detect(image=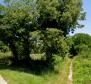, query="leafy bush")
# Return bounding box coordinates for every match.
[67,33,91,56]
[0,51,12,65]
[0,41,9,52]
[30,29,69,61]
[30,30,44,54]
[43,28,69,59]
